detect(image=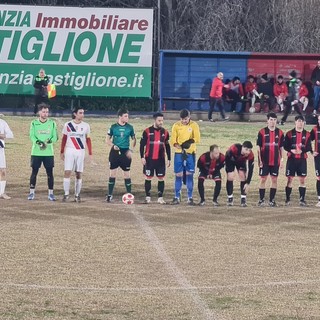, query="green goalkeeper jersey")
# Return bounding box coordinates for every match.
[30,118,58,156]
